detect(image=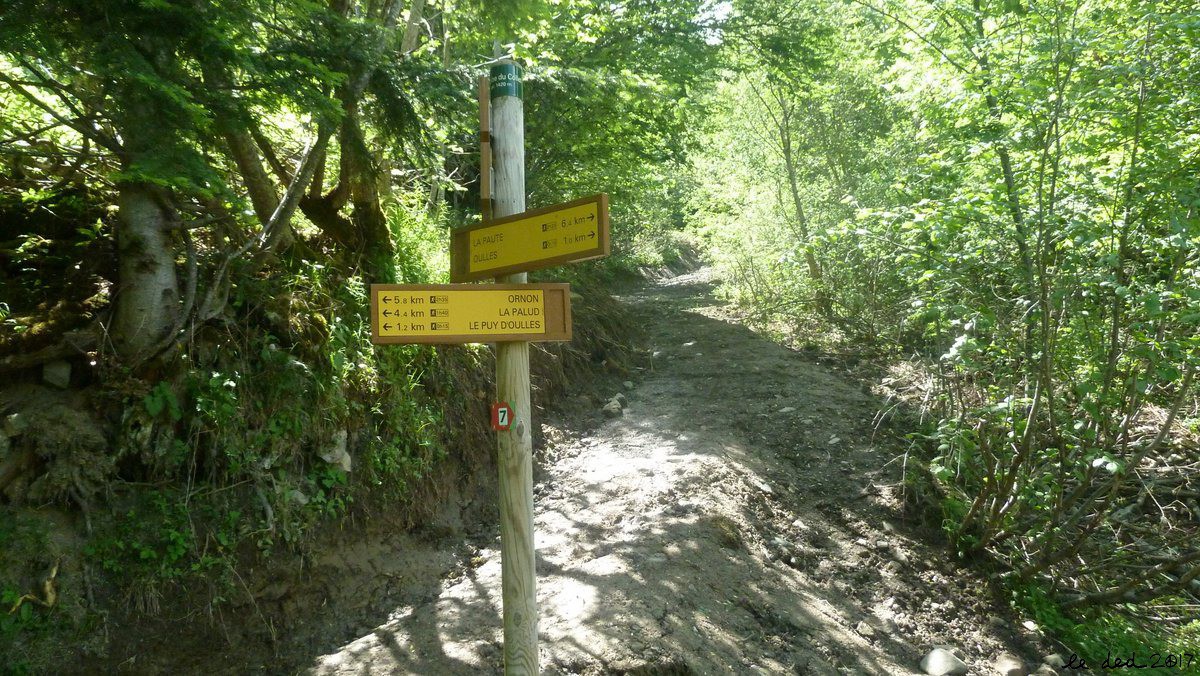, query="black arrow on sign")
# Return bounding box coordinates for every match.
[383,309,393,317]
[587,213,595,221]
[588,231,595,239]
[383,323,393,331]
[382,296,392,305]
